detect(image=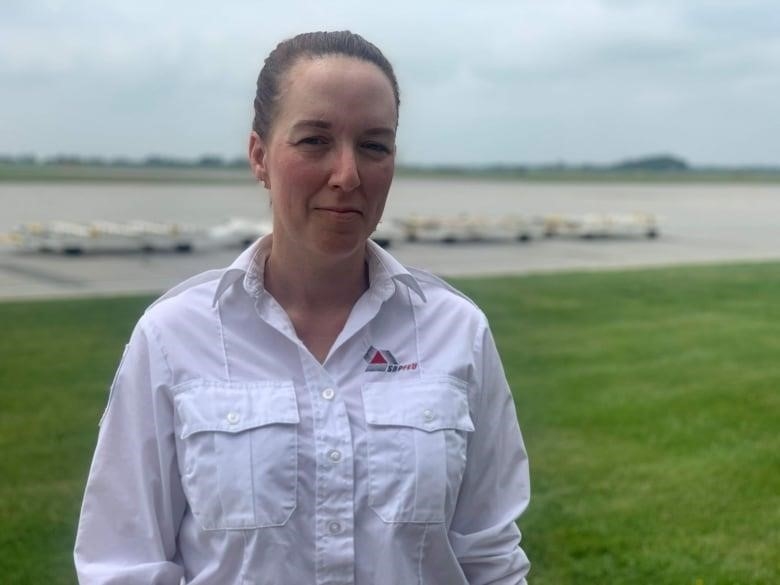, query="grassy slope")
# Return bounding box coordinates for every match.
[1,263,778,584]
[454,264,780,585]
[0,296,153,584]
